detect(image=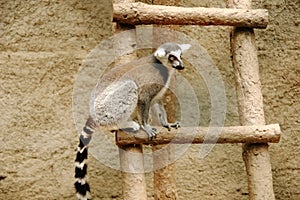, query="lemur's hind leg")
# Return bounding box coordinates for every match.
[151,102,180,131]
[74,117,96,200]
[138,100,157,138]
[119,120,140,132]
